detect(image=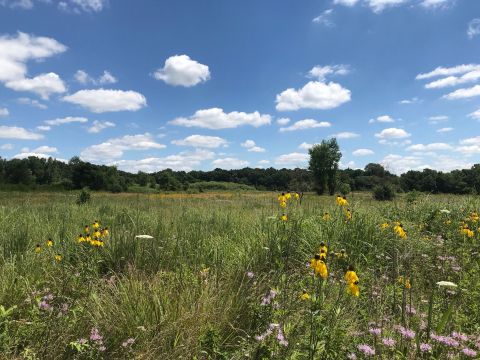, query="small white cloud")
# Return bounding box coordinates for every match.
[333,0,359,5]
[443,85,480,100]
[0,125,43,140]
[212,157,249,169]
[0,143,13,150]
[75,70,118,85]
[279,119,331,132]
[62,89,147,113]
[36,125,51,131]
[298,142,314,150]
[32,145,57,153]
[99,70,117,84]
[375,127,411,139]
[334,131,360,139]
[276,117,290,125]
[420,0,454,9]
[437,127,453,133]
[87,120,115,133]
[366,0,409,13]
[17,97,47,109]
[467,18,480,39]
[58,0,108,13]
[154,55,210,87]
[416,64,480,80]
[381,154,427,174]
[308,64,350,81]
[353,148,374,156]
[425,70,480,89]
[312,9,334,27]
[369,115,395,123]
[170,108,271,129]
[0,107,9,117]
[5,72,66,99]
[429,115,448,122]
[276,81,351,111]
[399,97,420,104]
[275,152,309,167]
[45,116,88,126]
[2,0,34,9]
[468,109,480,120]
[241,139,266,152]
[172,134,227,148]
[406,143,453,152]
